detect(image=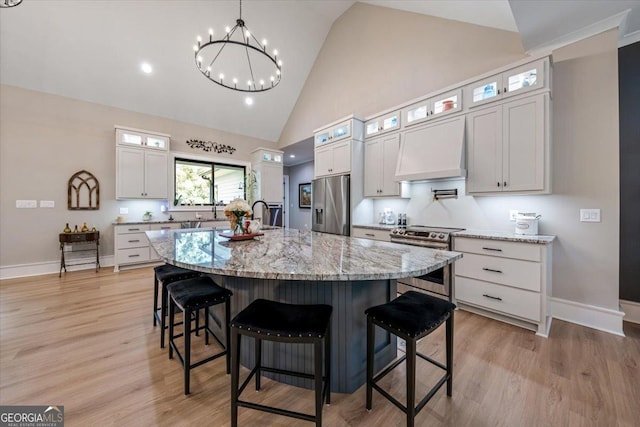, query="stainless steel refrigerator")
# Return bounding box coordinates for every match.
[311,174,350,236]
